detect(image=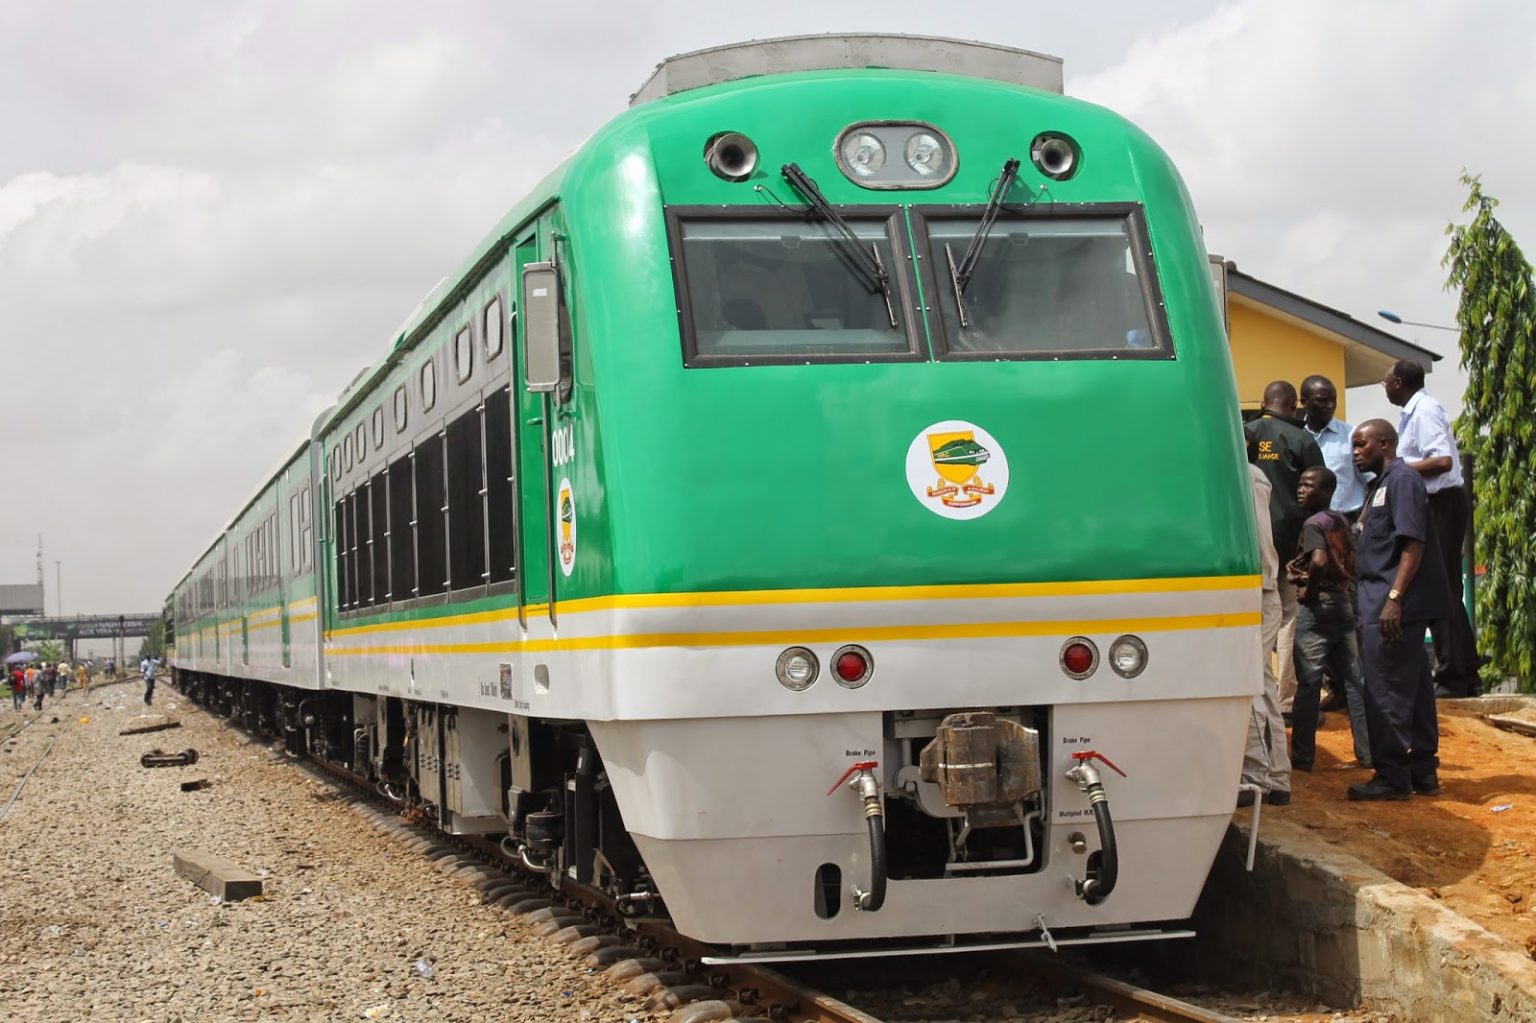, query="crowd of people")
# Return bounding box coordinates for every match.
[6,658,117,711]
[1241,359,1480,806]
